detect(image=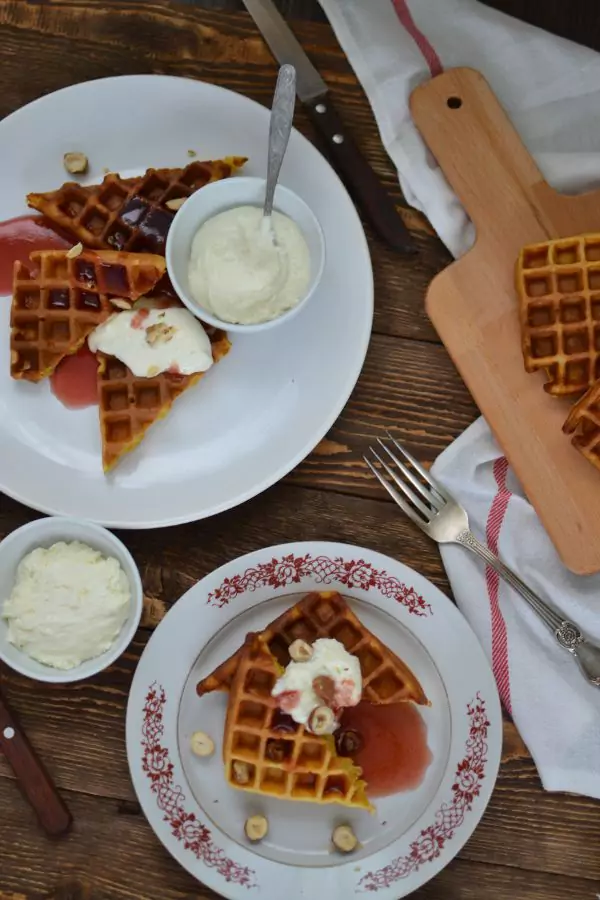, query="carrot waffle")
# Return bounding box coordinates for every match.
[563,379,600,472]
[97,326,231,472]
[27,156,246,255]
[197,590,428,706]
[517,234,600,396]
[11,249,166,381]
[224,633,372,810]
